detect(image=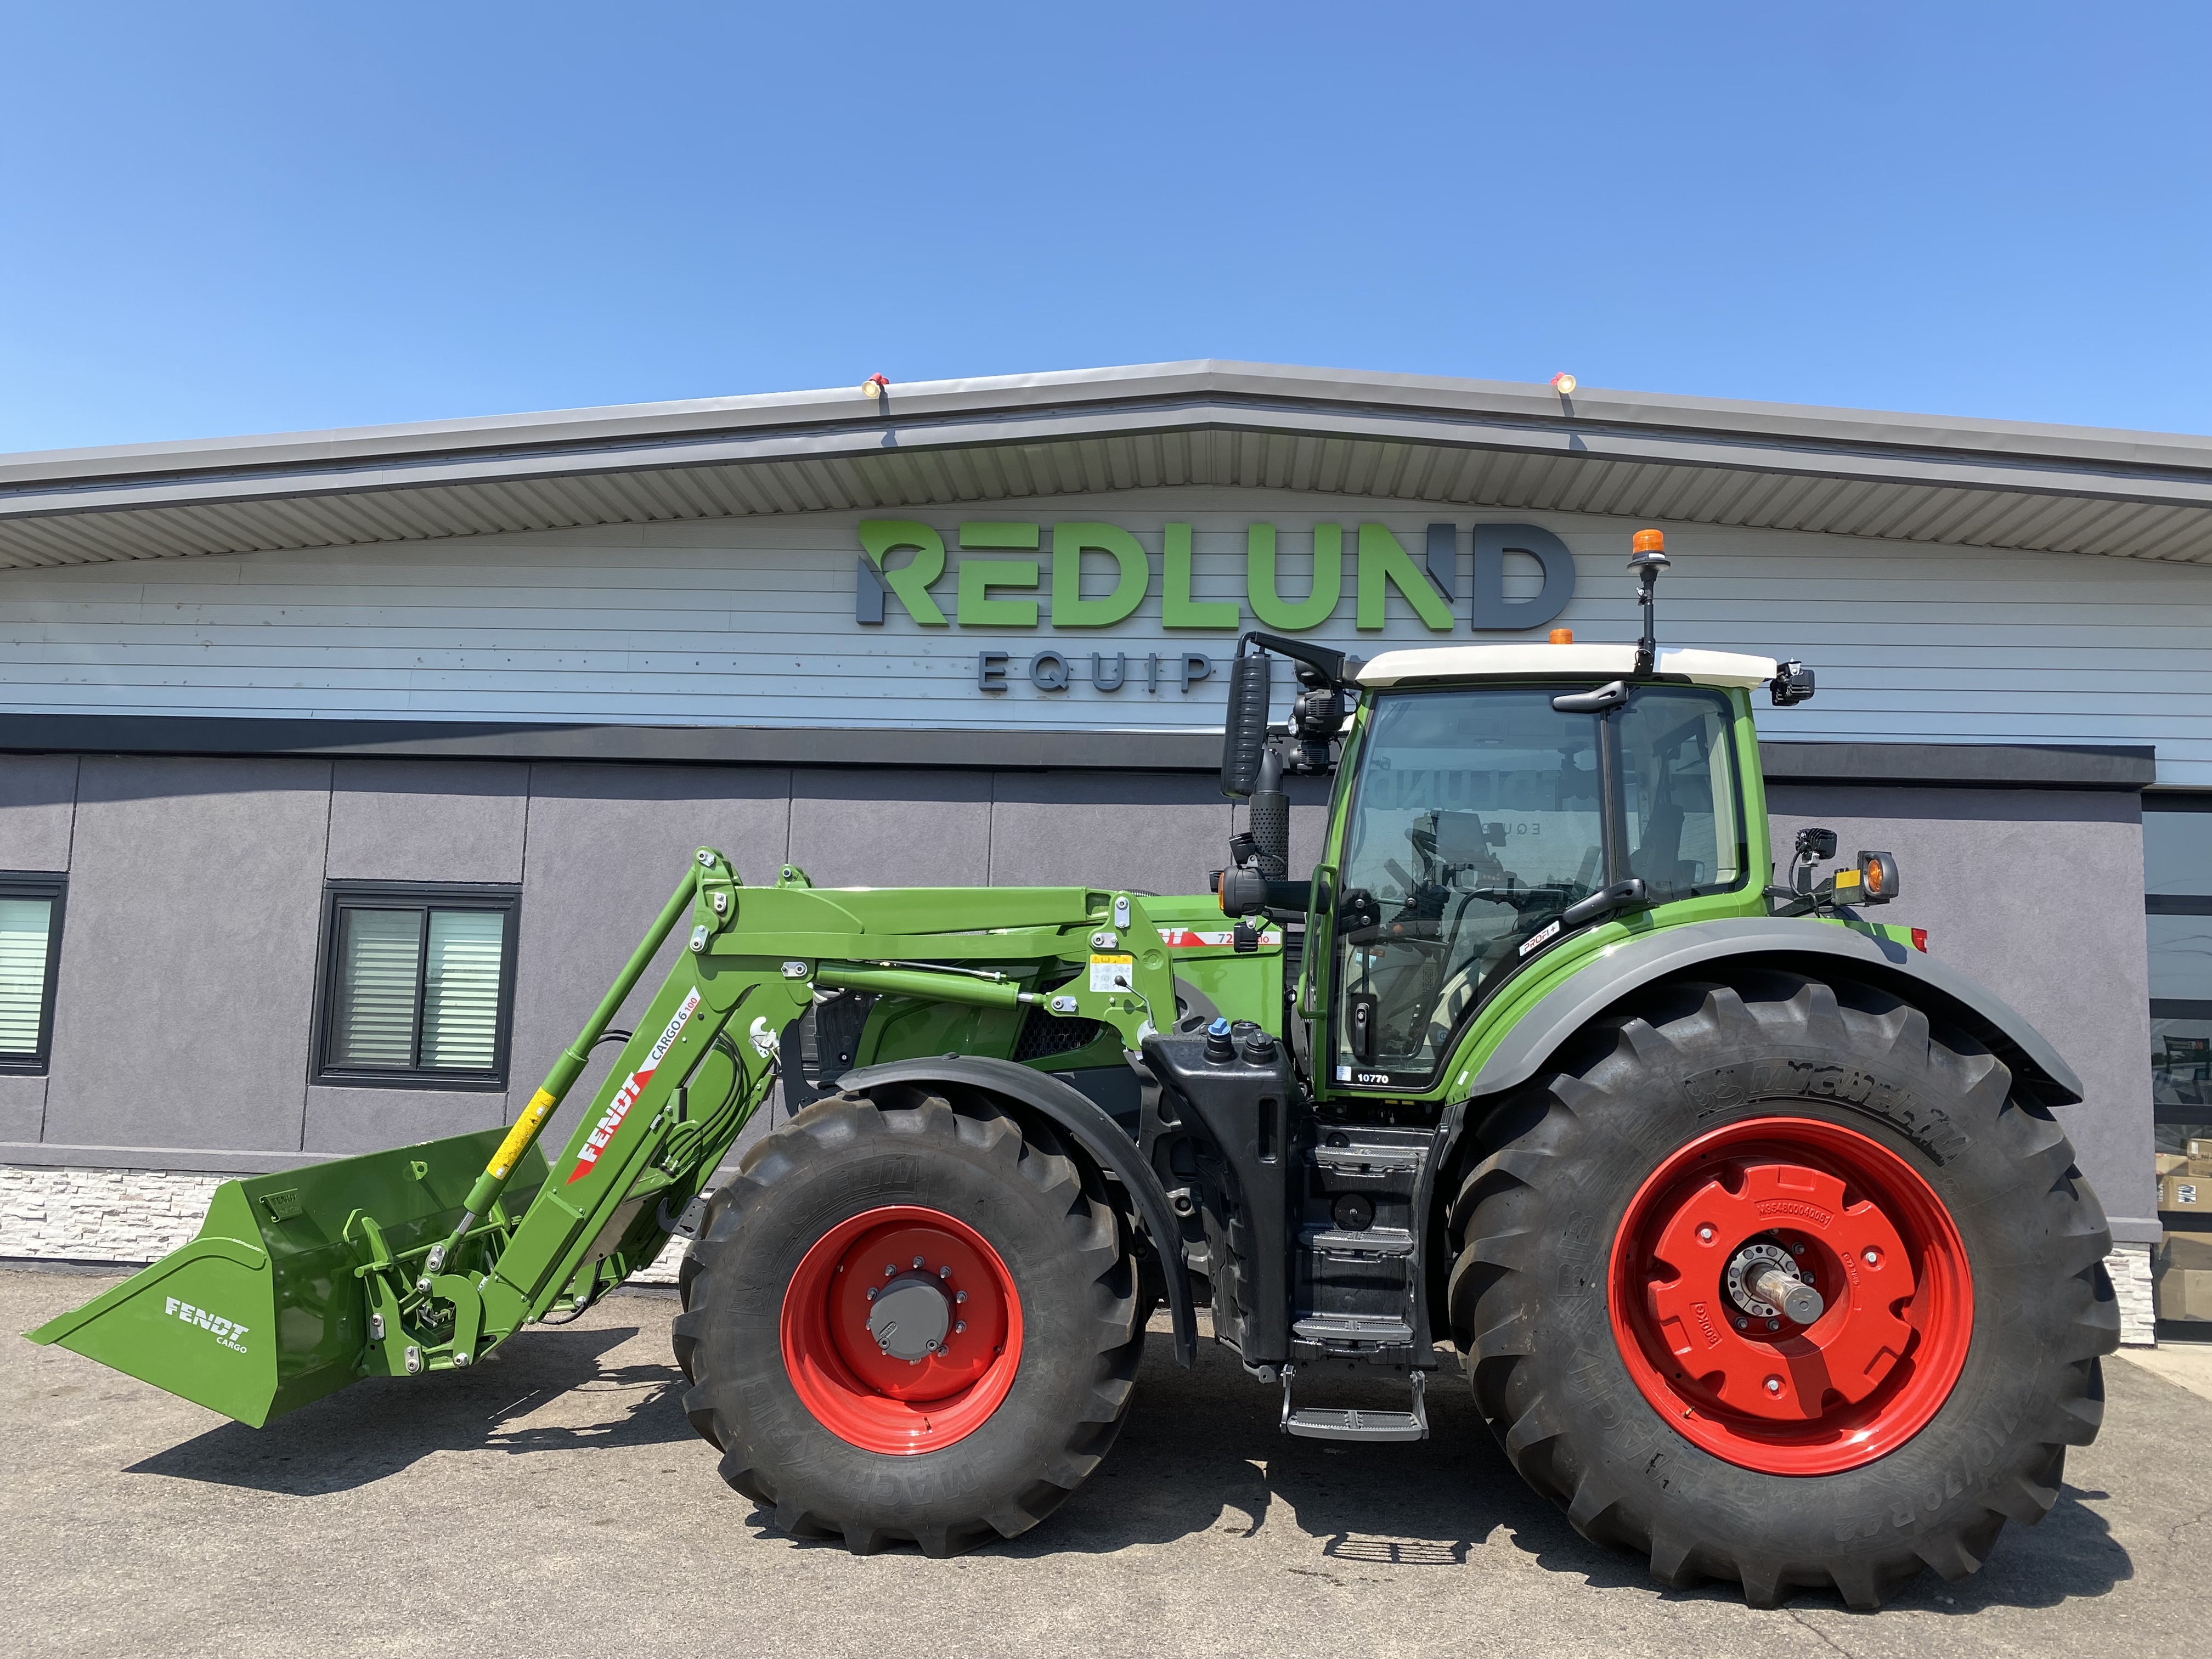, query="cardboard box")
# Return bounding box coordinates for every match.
[2191,1137,2212,1159]
[2160,1152,2193,1177]
[2163,1173,2212,1215]
[2161,1232,2212,1273]
[2156,1266,2212,1323]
